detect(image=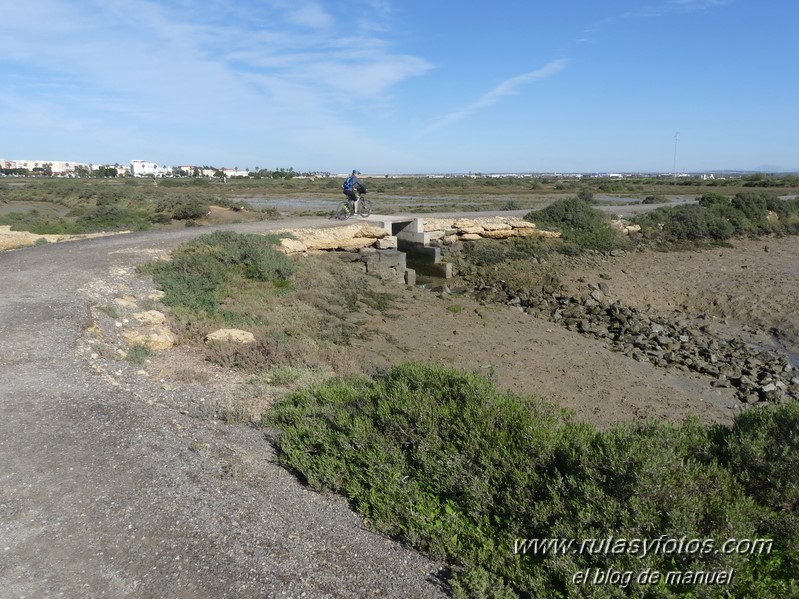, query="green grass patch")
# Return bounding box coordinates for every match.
[138,231,398,374]
[265,363,799,598]
[126,344,152,365]
[97,304,119,319]
[139,230,295,317]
